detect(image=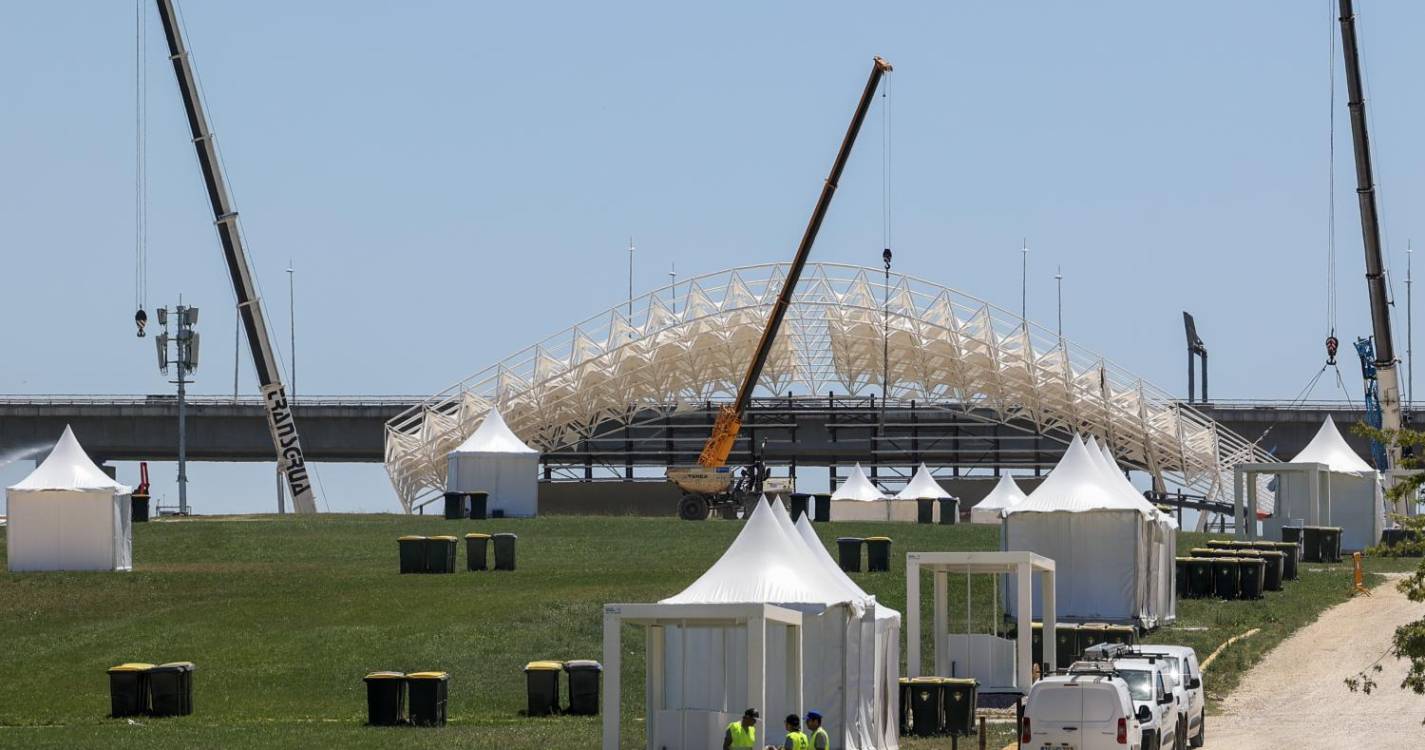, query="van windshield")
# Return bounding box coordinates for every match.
[1118,669,1153,702]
